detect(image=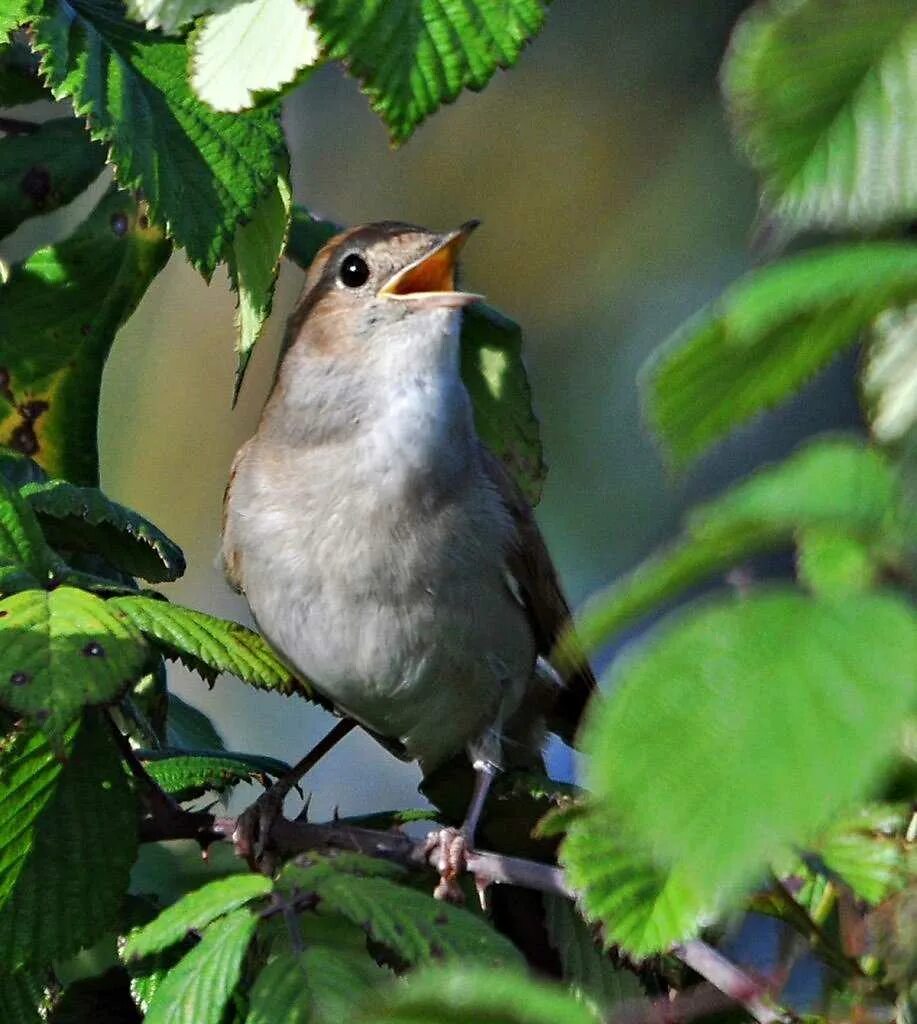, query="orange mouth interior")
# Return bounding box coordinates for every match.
[385,243,458,295]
